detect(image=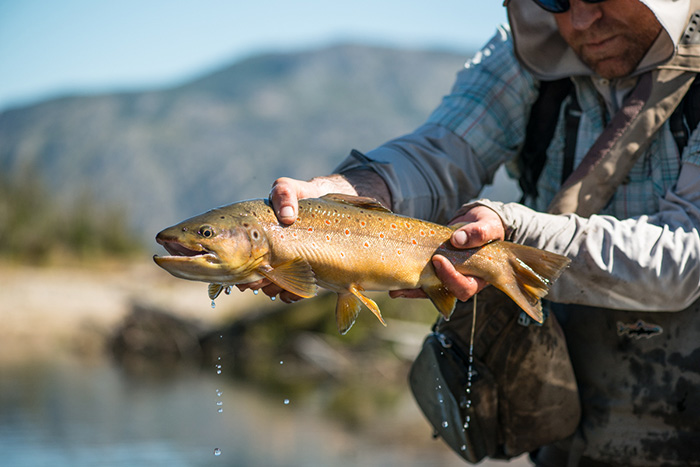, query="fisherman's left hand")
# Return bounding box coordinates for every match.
[389,205,506,301]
